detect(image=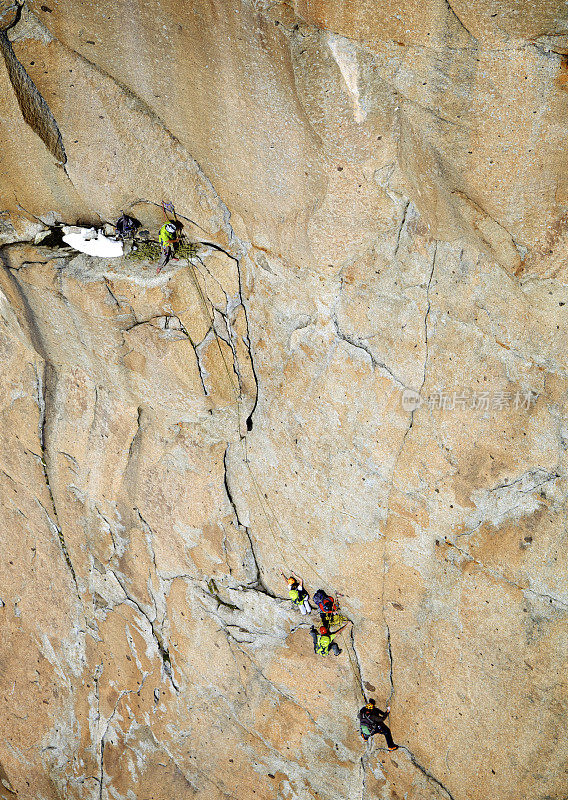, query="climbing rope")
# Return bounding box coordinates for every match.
[129,198,209,233]
[340,628,365,705]
[157,211,293,575]
[181,265,370,699]
[153,203,376,707]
